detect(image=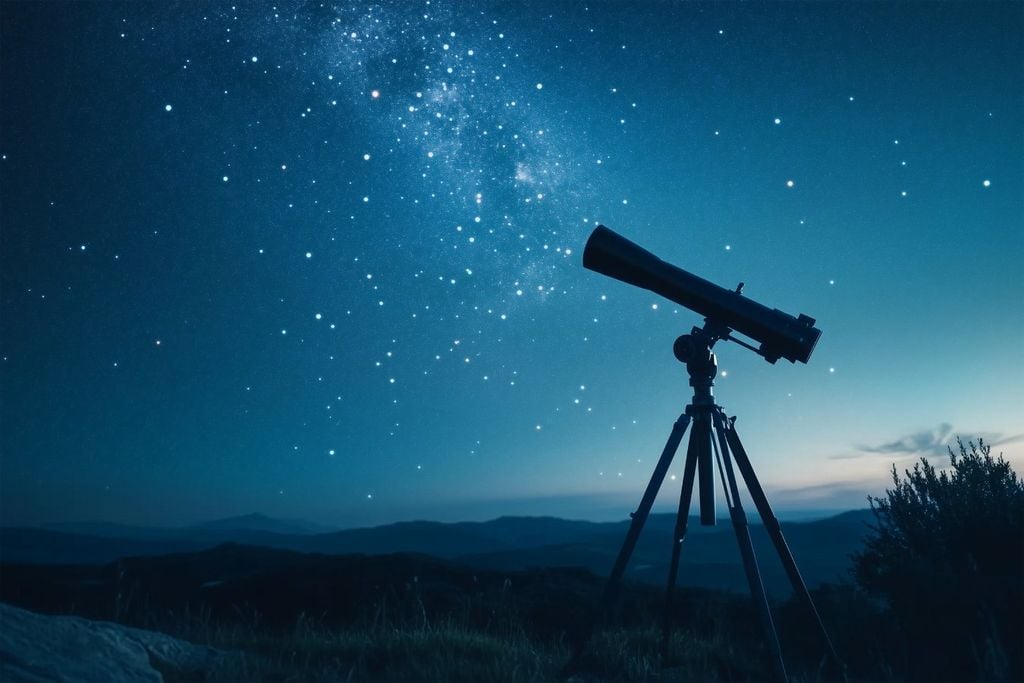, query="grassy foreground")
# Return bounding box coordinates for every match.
[147,584,884,682]
[171,619,779,682]
[0,548,940,681]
